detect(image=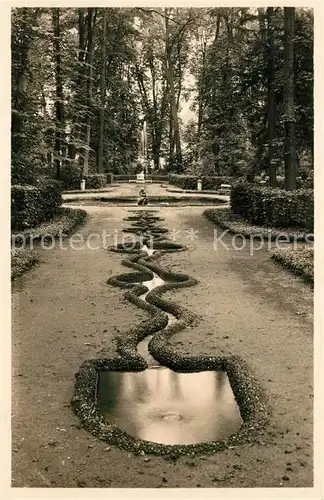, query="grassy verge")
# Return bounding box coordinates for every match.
[12,207,88,244]
[11,207,87,281]
[271,246,314,284]
[11,250,39,281]
[204,208,313,242]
